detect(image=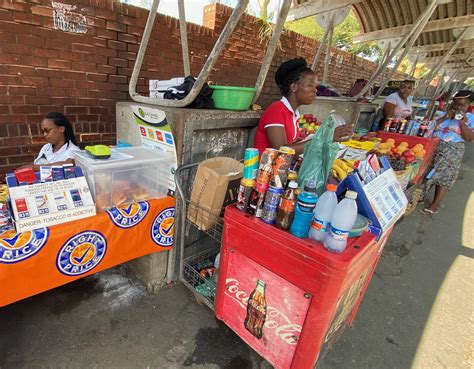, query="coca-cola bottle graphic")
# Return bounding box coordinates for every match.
[244,279,267,339]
